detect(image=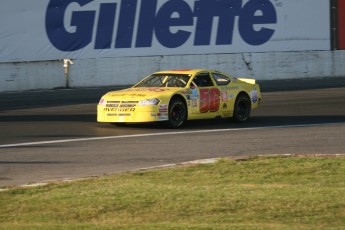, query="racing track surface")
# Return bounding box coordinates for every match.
[1,78,345,187]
